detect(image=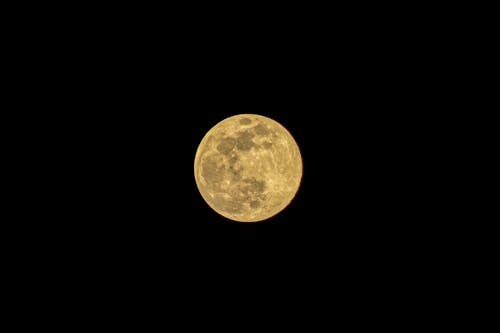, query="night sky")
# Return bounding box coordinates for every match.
[32,7,441,318]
